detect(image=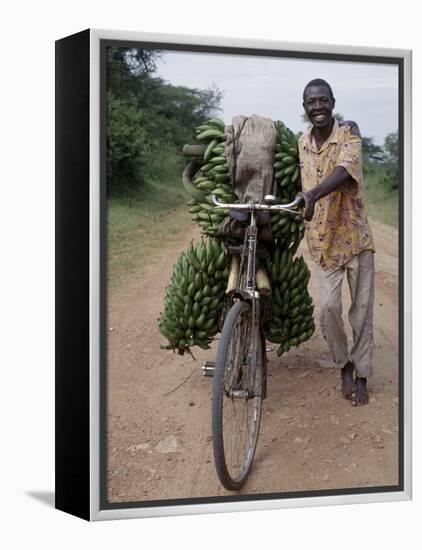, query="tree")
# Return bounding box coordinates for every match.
[107,47,160,98]
[140,79,223,148]
[382,131,399,190]
[106,47,223,196]
[384,131,399,164]
[106,93,149,195]
[361,136,384,164]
